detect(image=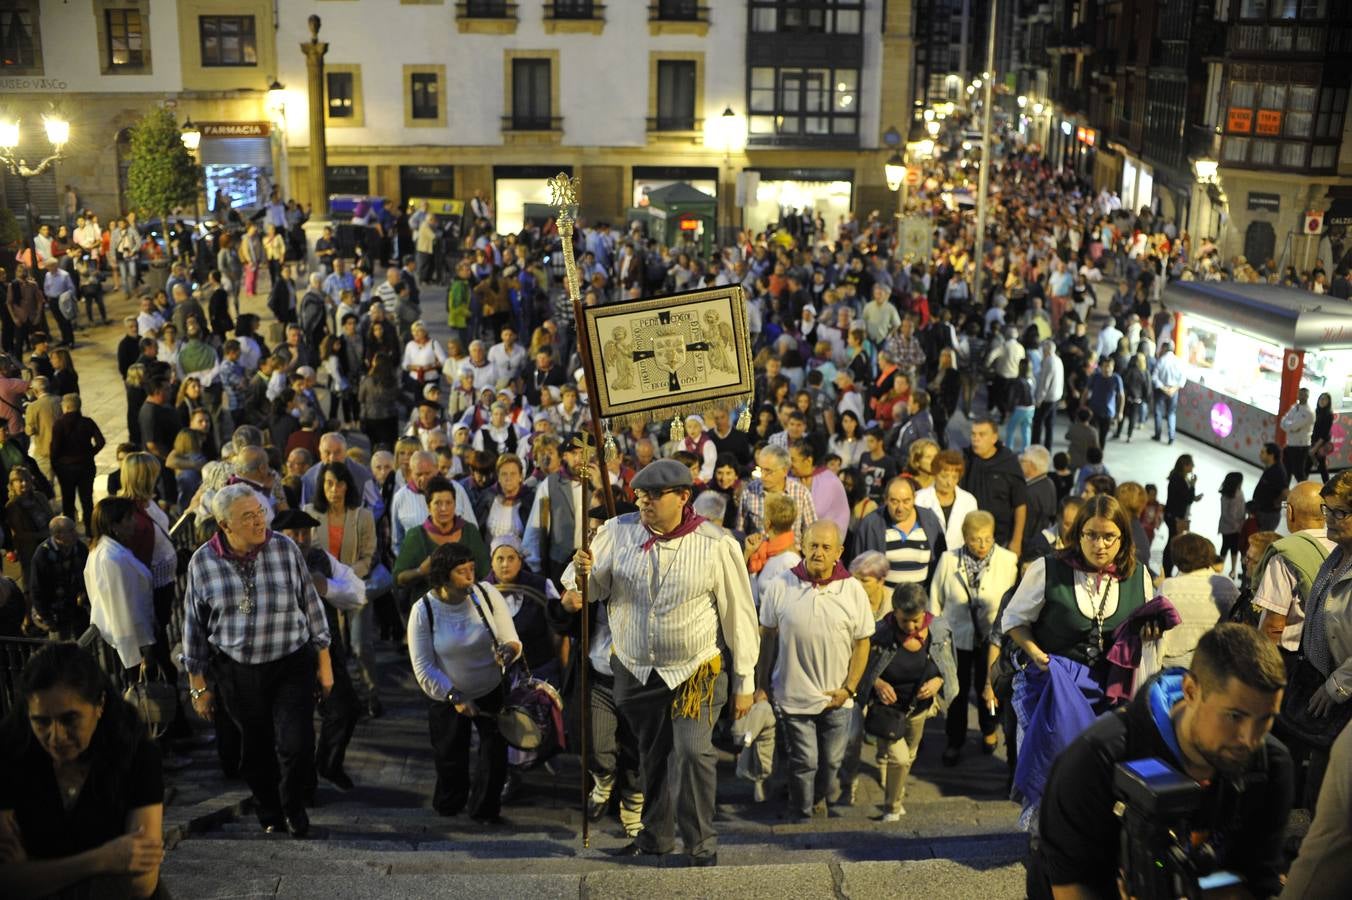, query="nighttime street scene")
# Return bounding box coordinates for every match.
[1,1,1351,897]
